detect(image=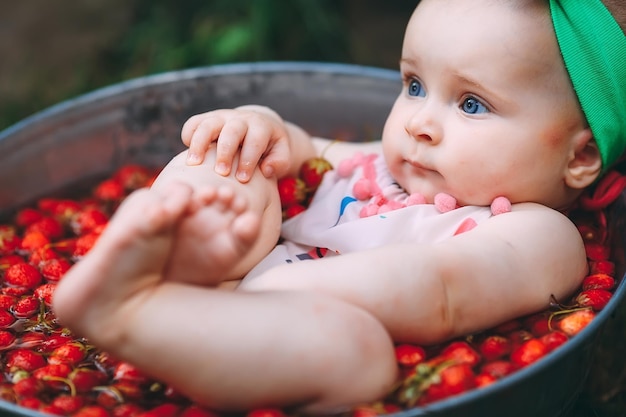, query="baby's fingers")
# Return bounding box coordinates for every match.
[184,116,225,165]
[260,138,291,179]
[214,119,249,177]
